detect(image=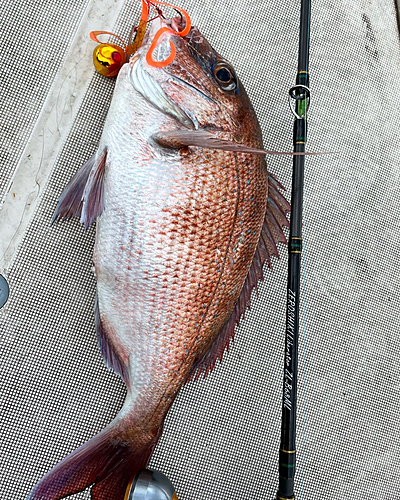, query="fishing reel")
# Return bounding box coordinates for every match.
[125,470,179,500]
